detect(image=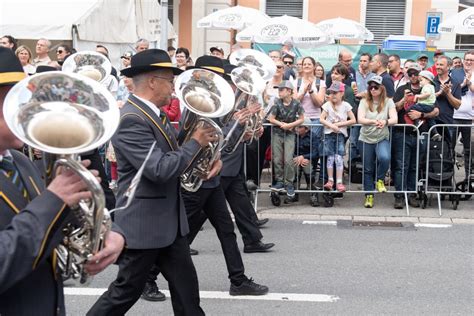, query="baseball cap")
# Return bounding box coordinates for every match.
[121,51,133,59]
[274,80,294,90]
[419,70,435,84]
[417,54,428,60]
[433,49,443,57]
[328,81,345,93]
[210,46,224,55]
[406,63,421,72]
[367,75,383,85]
